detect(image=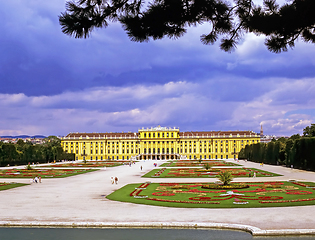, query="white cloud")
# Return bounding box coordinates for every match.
[0,77,314,136]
